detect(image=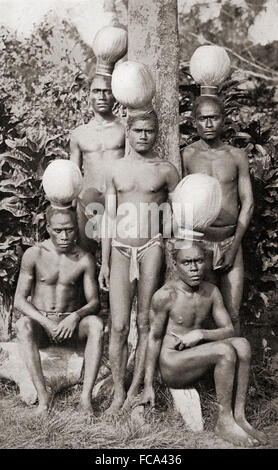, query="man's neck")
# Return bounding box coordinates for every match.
[129,148,156,162]
[176,278,200,294]
[91,111,115,125]
[198,137,225,150]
